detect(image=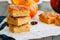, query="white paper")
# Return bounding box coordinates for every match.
[0,11,60,40]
